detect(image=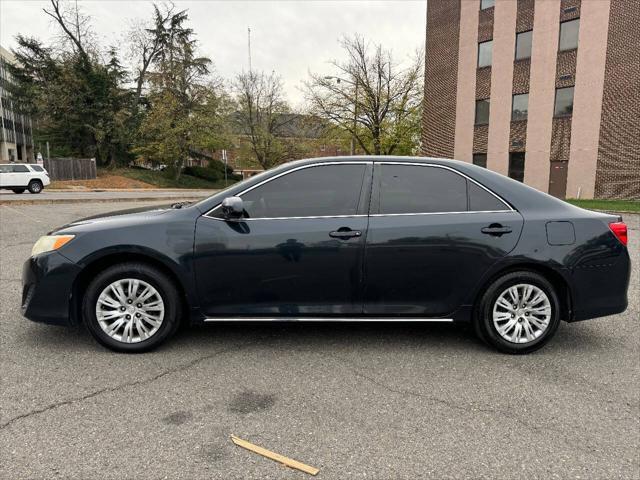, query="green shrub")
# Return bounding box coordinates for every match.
[183,165,222,182]
[183,163,242,182]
